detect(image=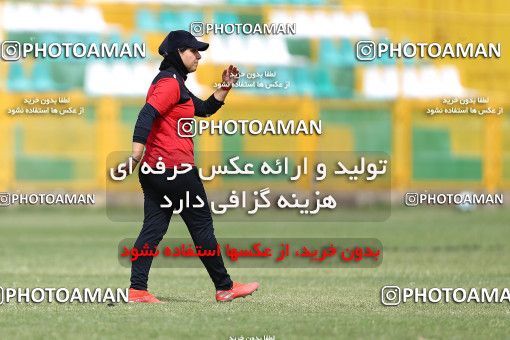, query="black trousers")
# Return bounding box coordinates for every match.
[130,167,233,291]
